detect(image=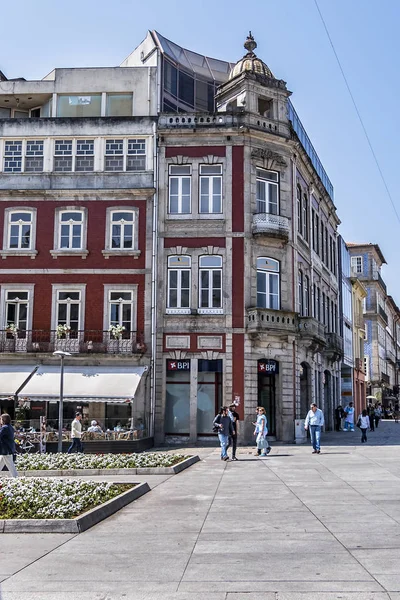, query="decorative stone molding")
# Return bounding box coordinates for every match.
[197,336,223,350]
[170,156,189,165]
[166,246,188,256]
[168,350,188,360]
[251,148,287,168]
[201,350,220,360]
[165,336,191,350]
[203,155,221,165]
[201,246,220,255]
